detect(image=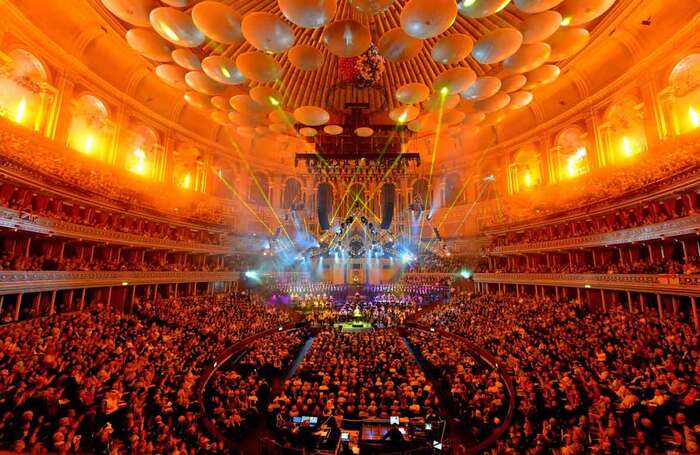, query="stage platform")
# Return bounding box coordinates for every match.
[334,321,373,332]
